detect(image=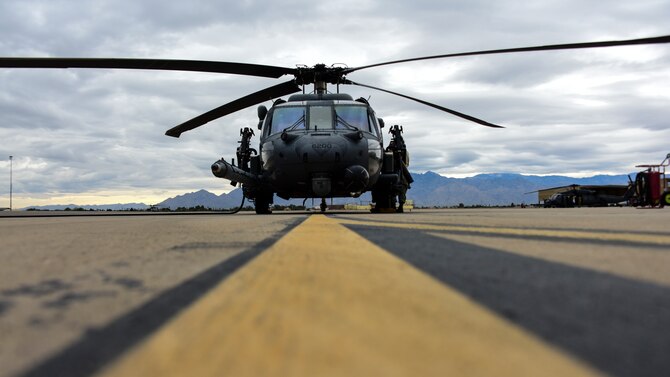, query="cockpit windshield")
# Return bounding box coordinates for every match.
[309,106,332,130]
[270,107,305,134]
[335,105,370,131]
[268,104,375,135]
